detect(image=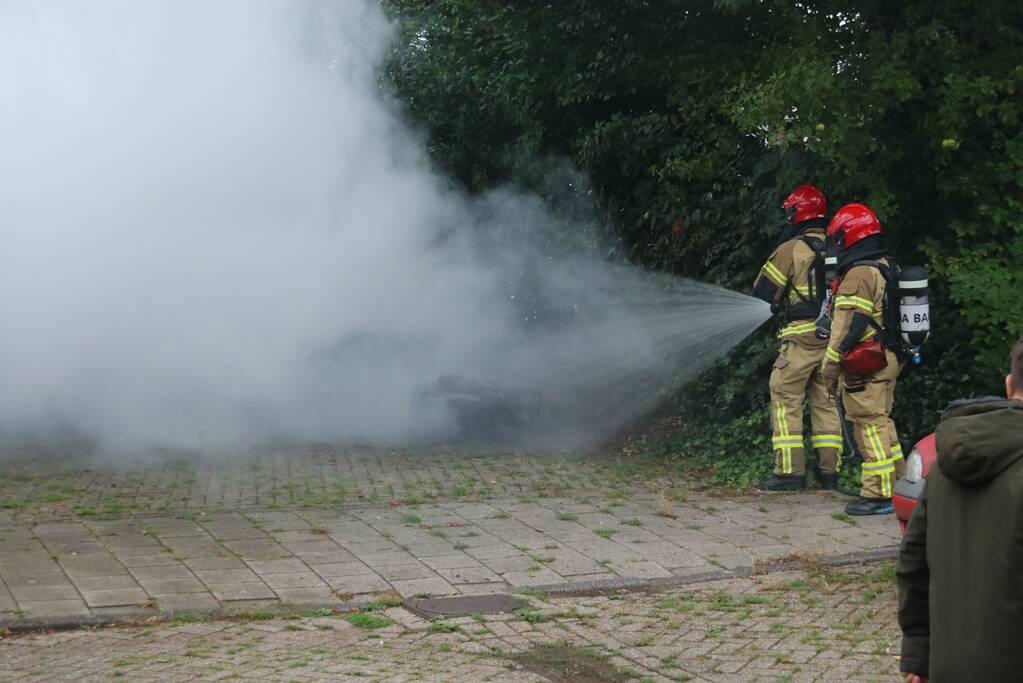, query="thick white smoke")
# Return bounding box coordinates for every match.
[0,1,768,449]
